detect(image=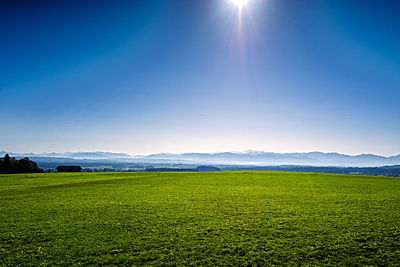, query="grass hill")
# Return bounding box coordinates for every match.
[1,171,399,265]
